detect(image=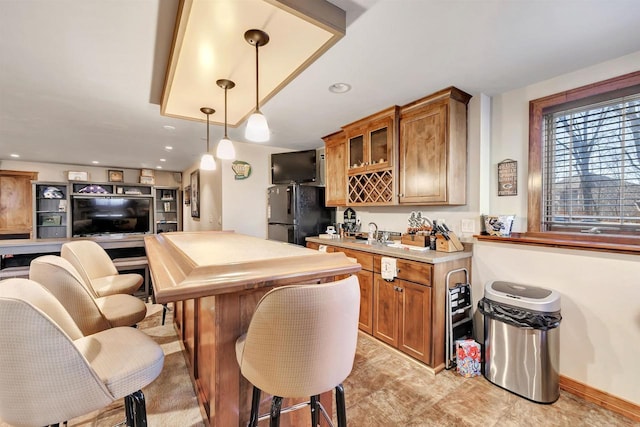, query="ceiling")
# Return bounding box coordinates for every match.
[1,0,640,173]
